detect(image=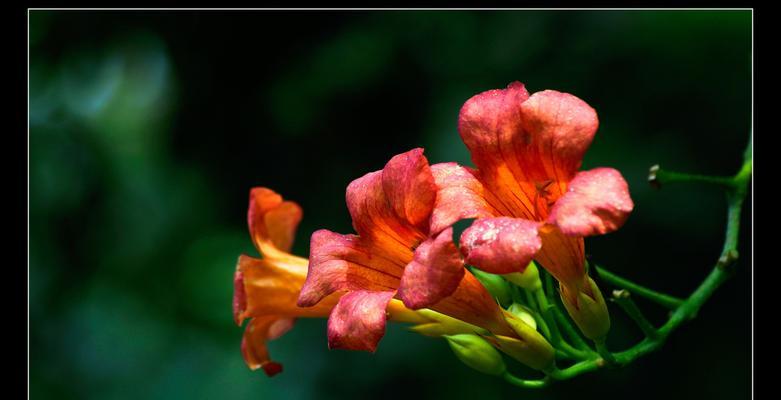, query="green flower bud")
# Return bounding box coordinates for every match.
[506,303,537,330]
[444,334,506,376]
[470,268,512,307]
[560,276,611,340]
[491,310,555,371]
[409,309,487,337]
[502,261,541,291]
